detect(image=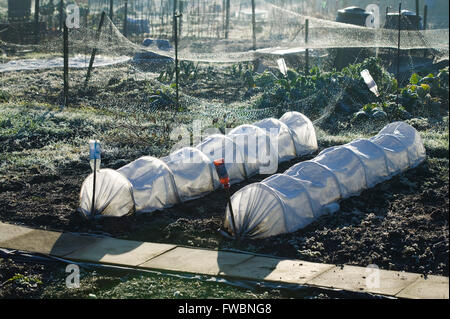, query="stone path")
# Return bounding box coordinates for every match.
[0,222,447,299]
